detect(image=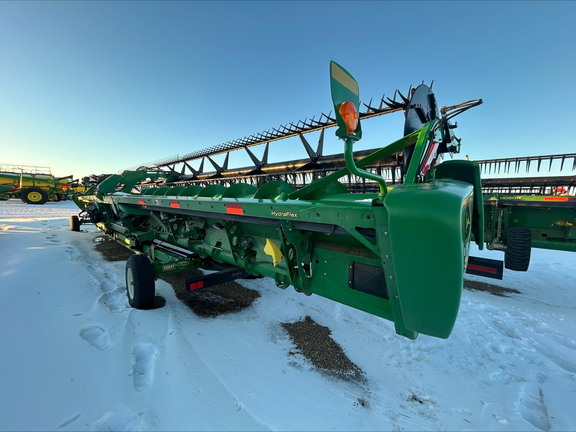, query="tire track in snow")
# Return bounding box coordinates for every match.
[57,411,82,429]
[516,384,551,431]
